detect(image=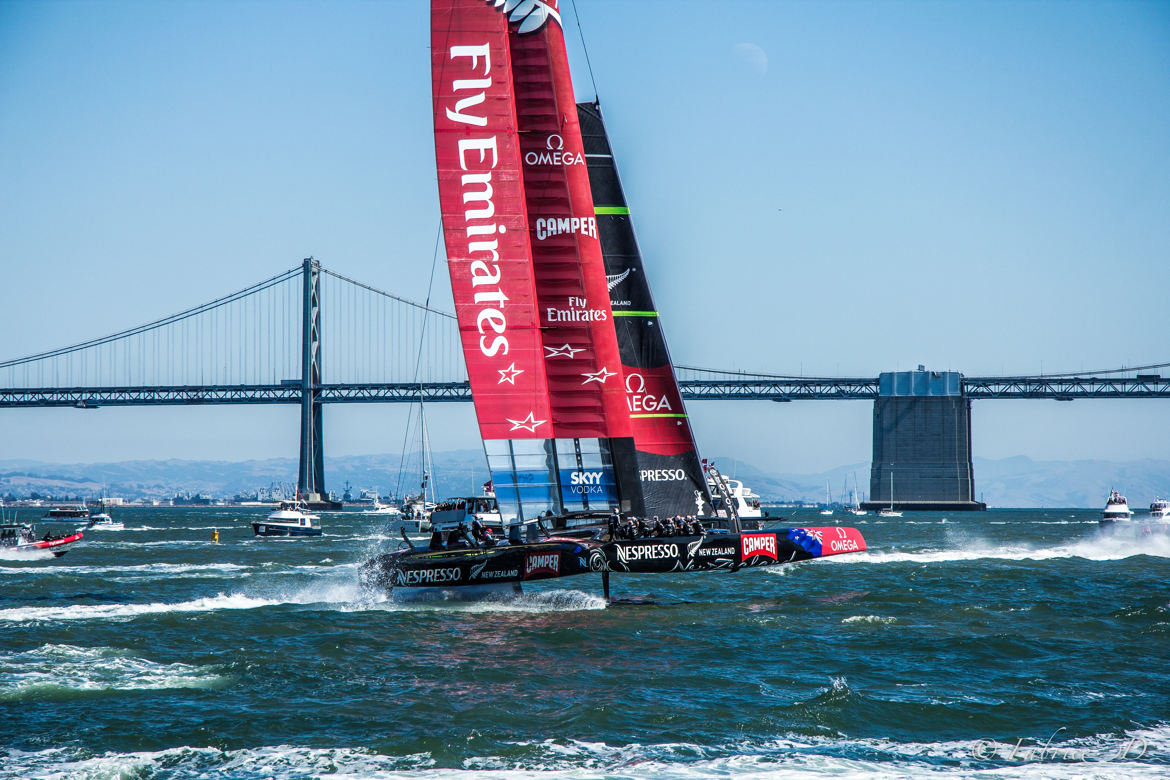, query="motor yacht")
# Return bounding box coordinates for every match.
[707,474,763,522]
[253,500,322,537]
[40,504,91,524]
[1101,490,1133,523]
